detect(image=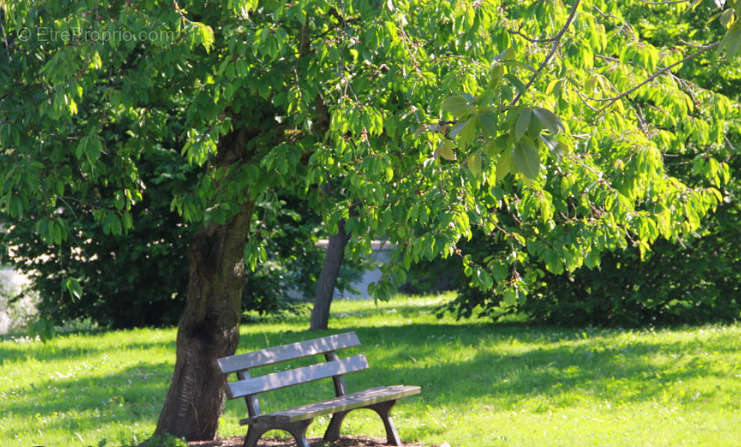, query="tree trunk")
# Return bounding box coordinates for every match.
[310,219,350,330]
[155,202,253,441]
